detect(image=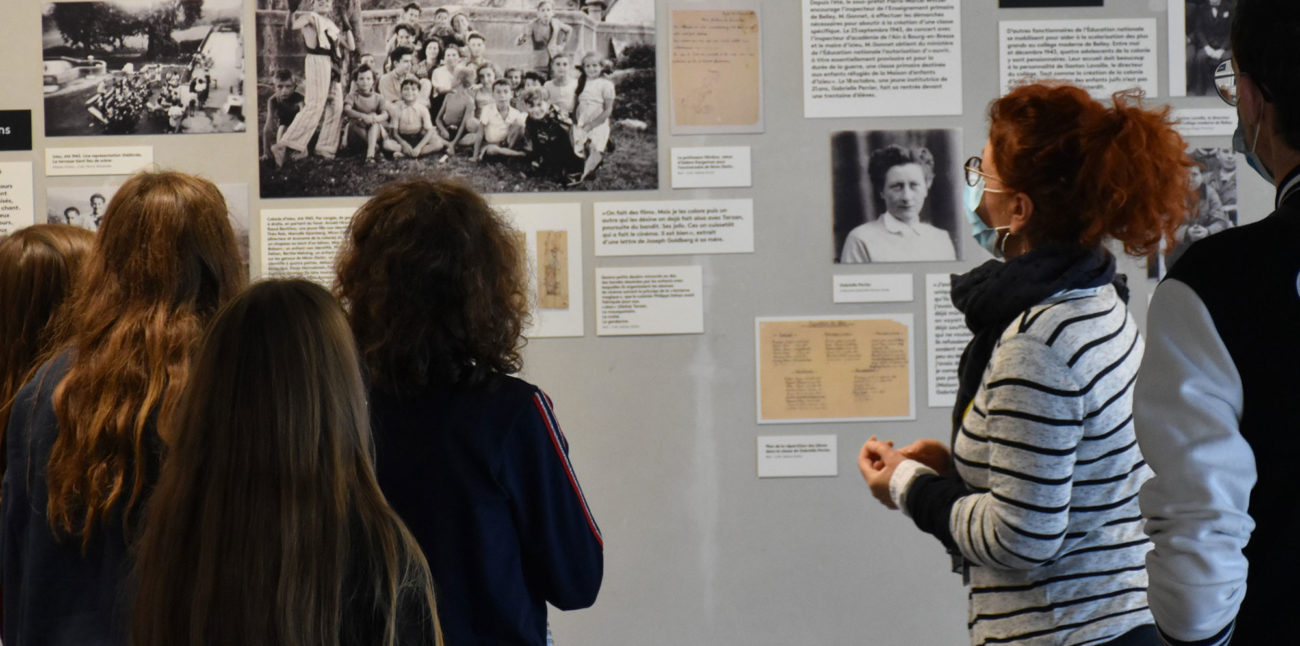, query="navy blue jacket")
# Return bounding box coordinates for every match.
[369,375,603,646]
[1,354,143,646]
